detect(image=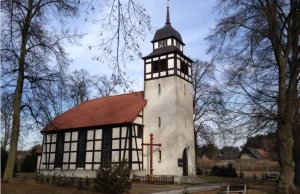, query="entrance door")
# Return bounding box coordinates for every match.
[183,148,188,176]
